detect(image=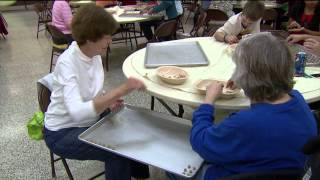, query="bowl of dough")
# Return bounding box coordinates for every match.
[156,66,188,85]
